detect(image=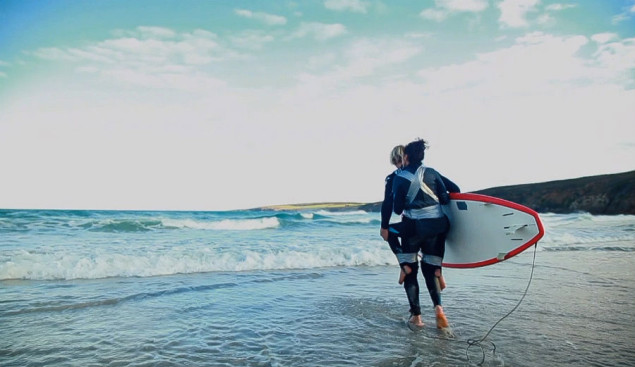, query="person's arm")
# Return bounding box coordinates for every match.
[434,171,451,205]
[440,174,460,193]
[380,174,393,229]
[392,176,406,215]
